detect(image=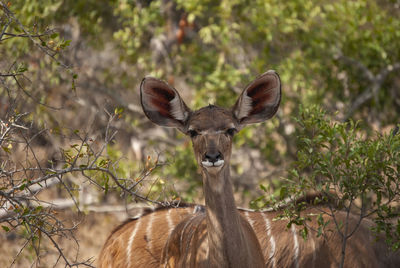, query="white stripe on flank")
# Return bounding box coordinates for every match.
[244,211,255,228]
[311,237,316,268]
[193,205,204,214]
[146,212,155,252]
[185,207,192,215]
[166,209,174,234]
[262,213,276,268]
[126,218,142,267]
[180,215,193,246]
[291,224,299,268]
